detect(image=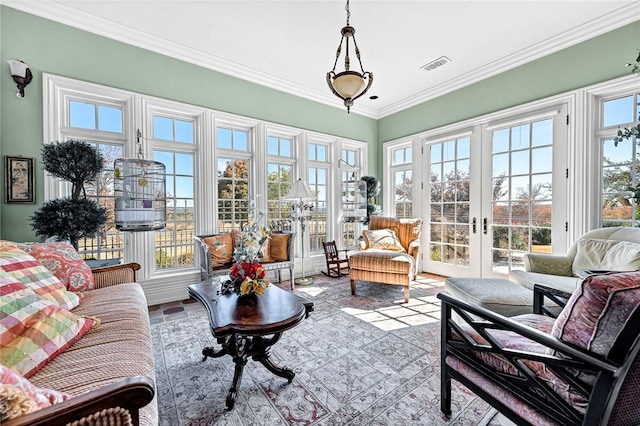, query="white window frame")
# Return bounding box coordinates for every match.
[42,73,366,304]
[584,74,640,230]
